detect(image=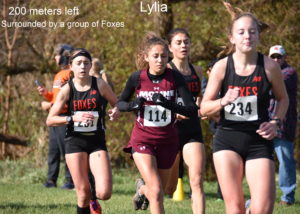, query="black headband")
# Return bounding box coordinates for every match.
[71,51,92,62]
